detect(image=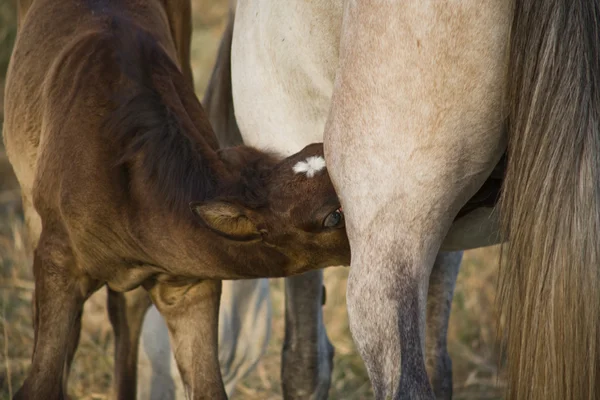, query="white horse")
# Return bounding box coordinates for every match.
[230,1,600,400]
